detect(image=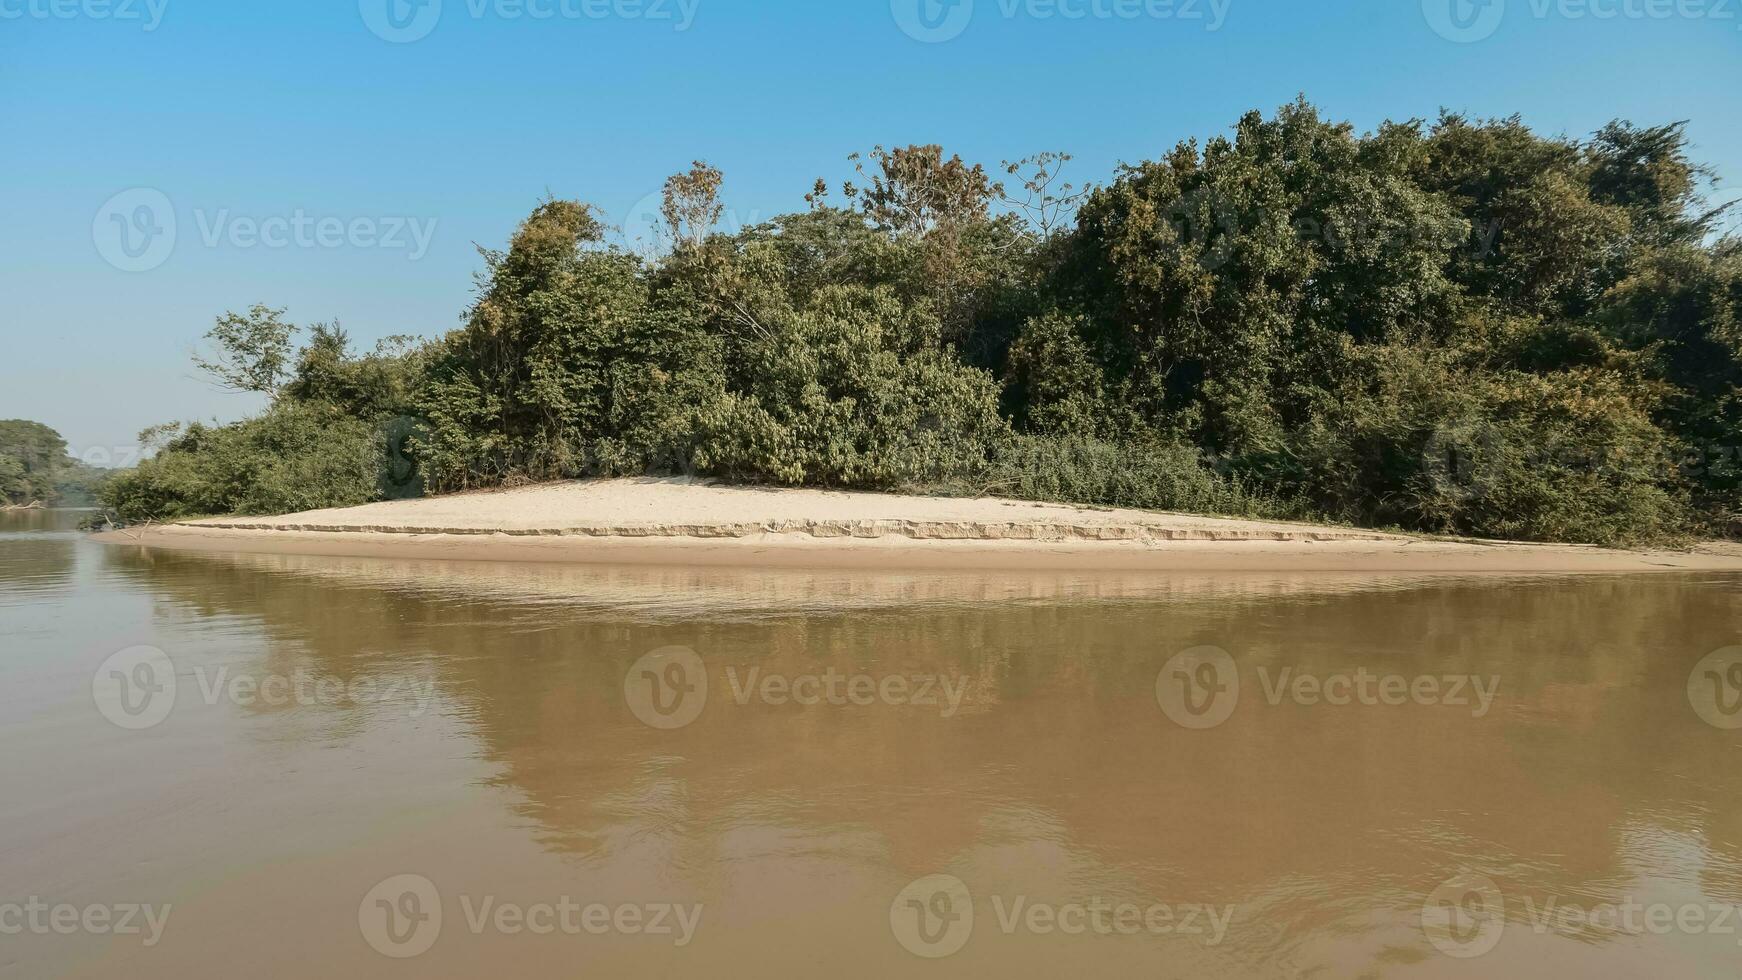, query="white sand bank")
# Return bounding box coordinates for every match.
[96,477,1742,573]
